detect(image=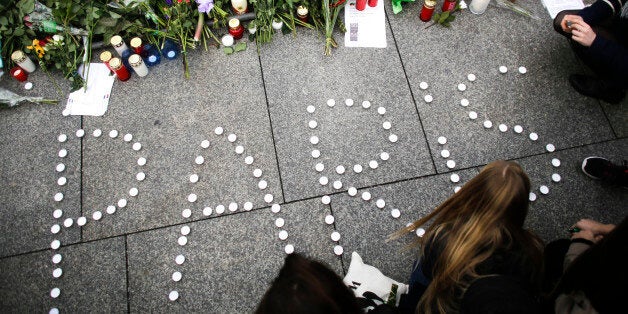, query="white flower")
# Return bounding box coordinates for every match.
[52,34,64,42]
